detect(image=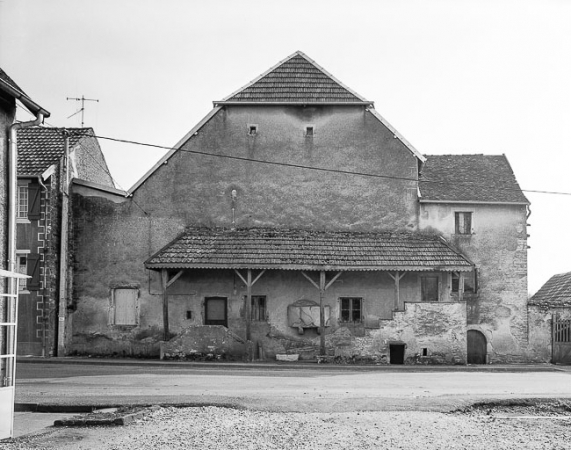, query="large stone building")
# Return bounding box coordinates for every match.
[68,52,532,364]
